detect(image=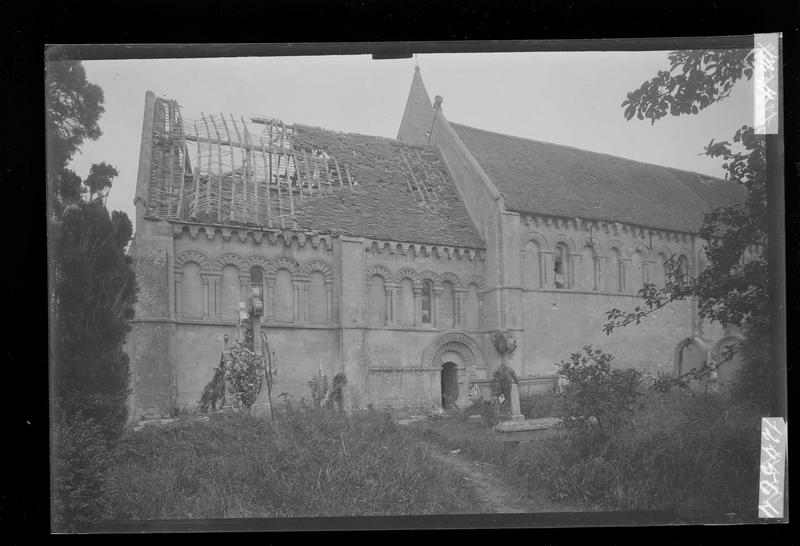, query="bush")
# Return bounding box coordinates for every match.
[557,346,642,452]
[225,337,265,410]
[52,414,113,531]
[327,372,348,411]
[307,372,329,409]
[554,391,761,510]
[411,384,761,512]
